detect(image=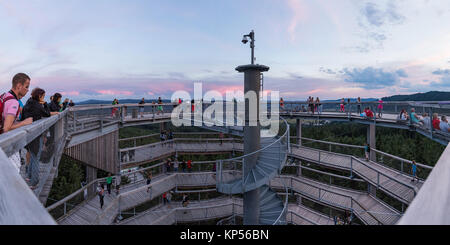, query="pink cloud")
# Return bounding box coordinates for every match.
[96,90,134,96]
[287,0,308,42]
[61,91,80,96]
